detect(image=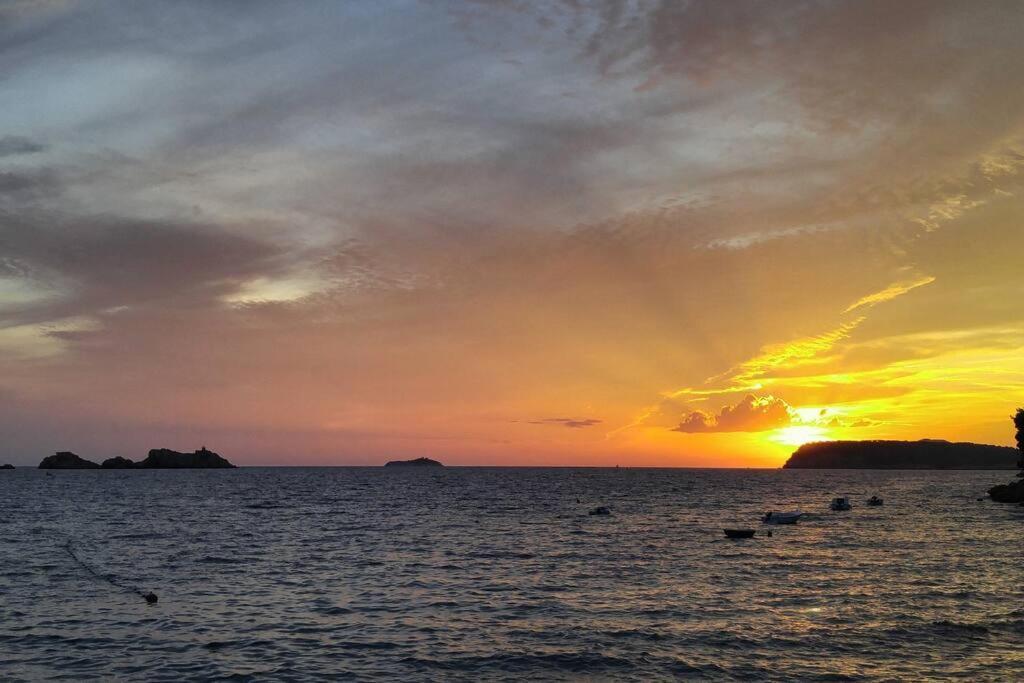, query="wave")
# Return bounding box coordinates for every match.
[401,651,637,674]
